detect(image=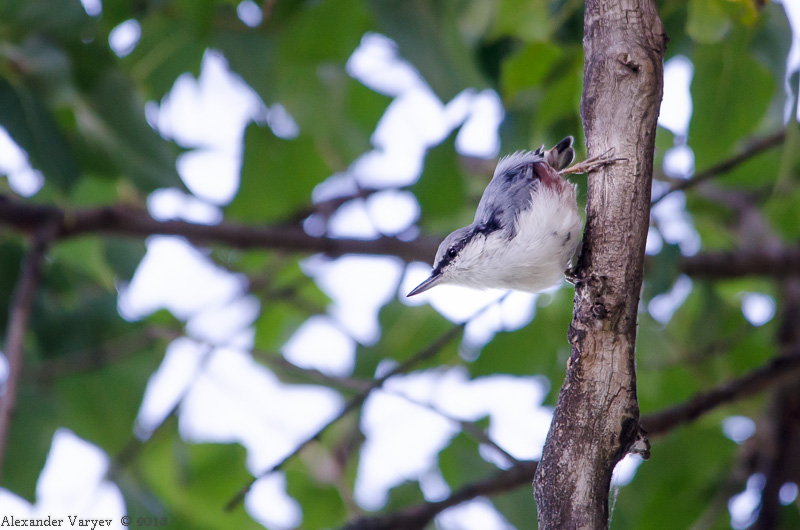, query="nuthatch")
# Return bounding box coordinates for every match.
[407,137,617,297]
